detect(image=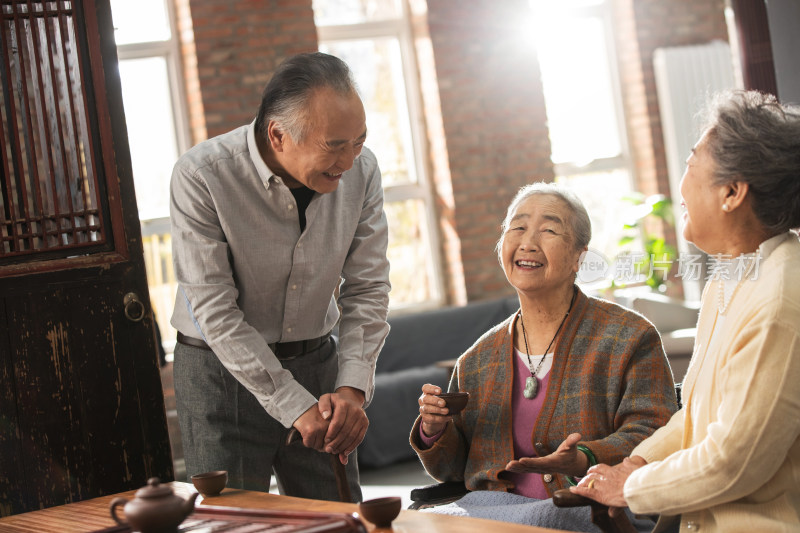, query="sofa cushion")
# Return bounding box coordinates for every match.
[375,296,519,374]
[358,296,519,469]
